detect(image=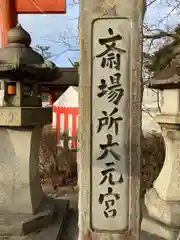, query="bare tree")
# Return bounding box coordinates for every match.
[40,0,179,122]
